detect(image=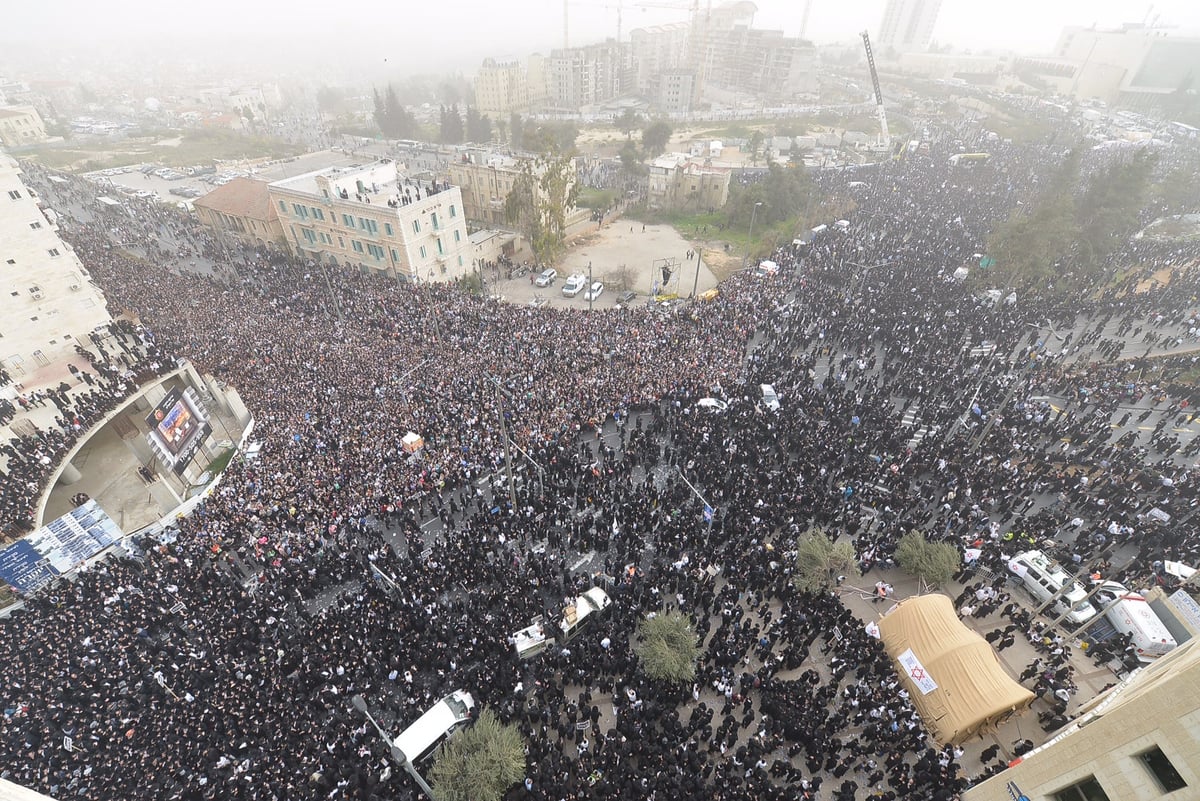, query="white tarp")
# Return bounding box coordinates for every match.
[898,648,939,695]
